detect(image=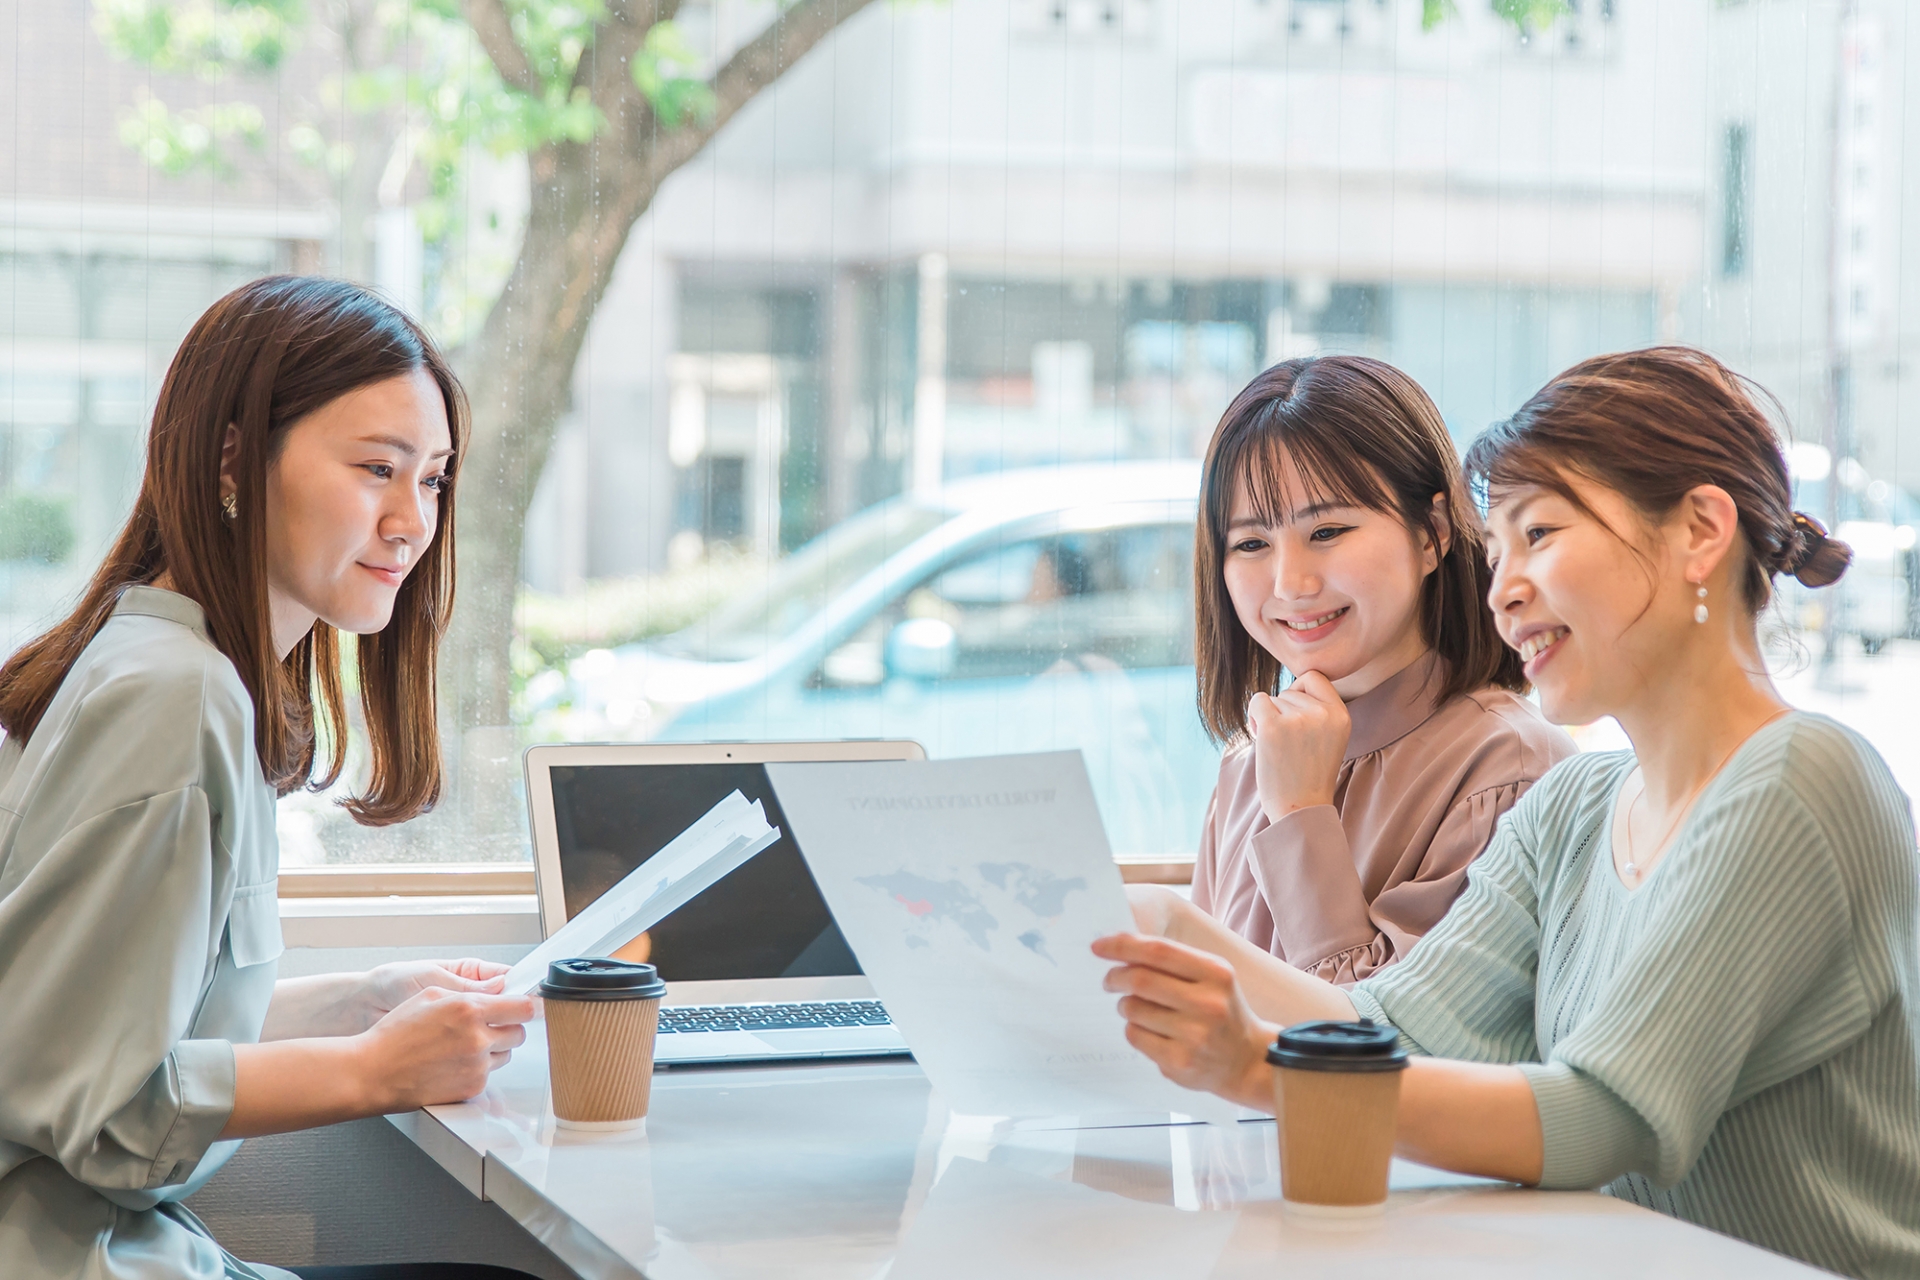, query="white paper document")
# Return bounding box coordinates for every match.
[506,790,781,994]
[764,752,1236,1124]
